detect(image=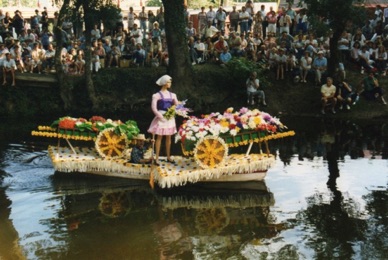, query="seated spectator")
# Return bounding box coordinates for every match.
[300,51,312,83]
[62,53,75,74]
[108,44,121,67]
[43,43,55,73]
[113,26,126,45]
[91,49,101,72]
[150,21,162,42]
[11,45,26,73]
[313,51,327,85]
[361,72,386,104]
[246,71,267,106]
[2,52,16,86]
[148,37,162,65]
[185,21,197,38]
[130,134,152,164]
[204,37,214,61]
[286,50,297,72]
[130,24,143,45]
[228,31,243,57]
[74,52,85,74]
[276,48,287,80]
[219,46,232,66]
[350,41,361,64]
[374,44,387,76]
[194,37,206,62]
[268,47,278,70]
[321,77,337,114]
[335,74,357,110]
[213,36,228,60]
[351,28,366,47]
[91,24,101,41]
[30,42,43,74]
[133,43,146,66]
[188,36,198,65]
[359,45,374,74]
